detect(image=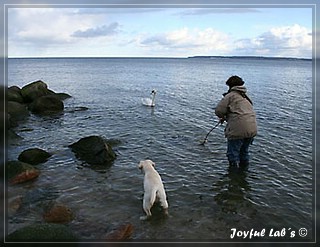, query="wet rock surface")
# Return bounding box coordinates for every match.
[28,95,64,114]
[69,135,117,166]
[43,202,74,224]
[7,161,40,185]
[104,223,134,240]
[18,148,52,165]
[7,223,78,241]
